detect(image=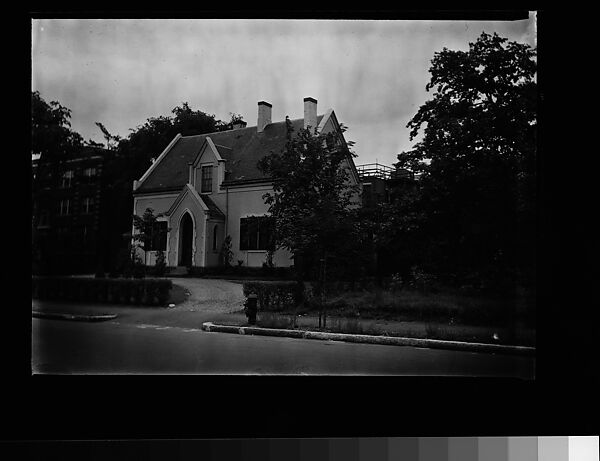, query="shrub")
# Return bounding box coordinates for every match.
[187,265,296,279]
[243,281,304,312]
[153,250,167,277]
[31,277,173,307]
[219,235,233,267]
